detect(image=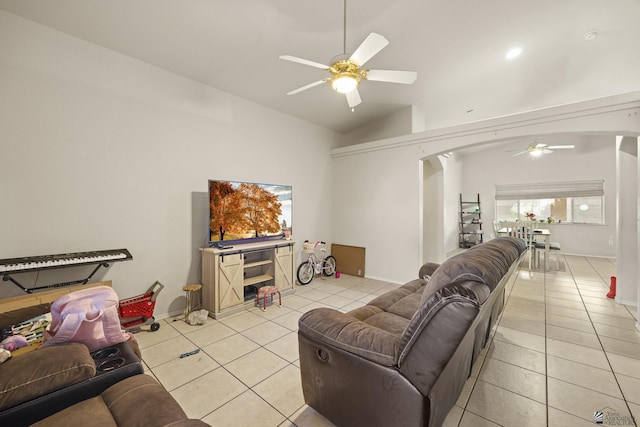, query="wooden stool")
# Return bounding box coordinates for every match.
[183,283,202,316]
[256,286,281,311]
